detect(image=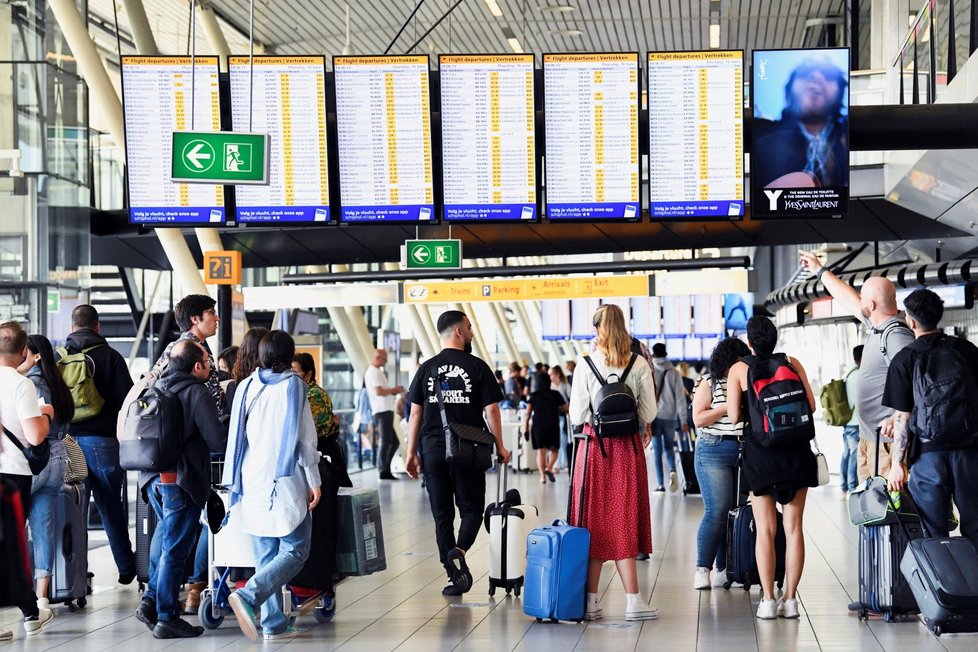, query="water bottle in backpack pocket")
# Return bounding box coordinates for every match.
[743,354,814,450]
